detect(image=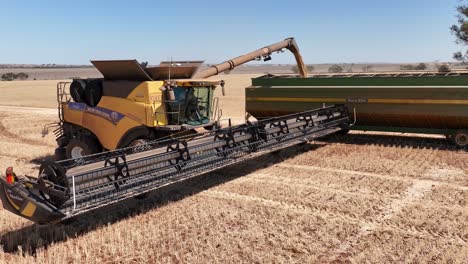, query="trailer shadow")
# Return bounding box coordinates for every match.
[320,132,466,151]
[0,143,324,256]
